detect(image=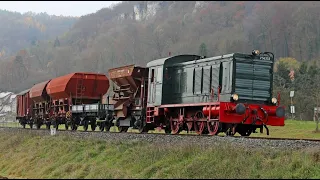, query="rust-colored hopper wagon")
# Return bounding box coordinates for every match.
[16,89,33,128]
[29,80,51,129]
[108,64,149,132]
[46,72,109,130]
